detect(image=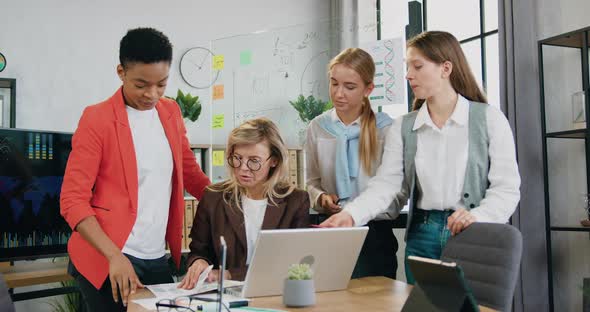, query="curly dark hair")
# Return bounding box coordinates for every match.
[119,27,173,68]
